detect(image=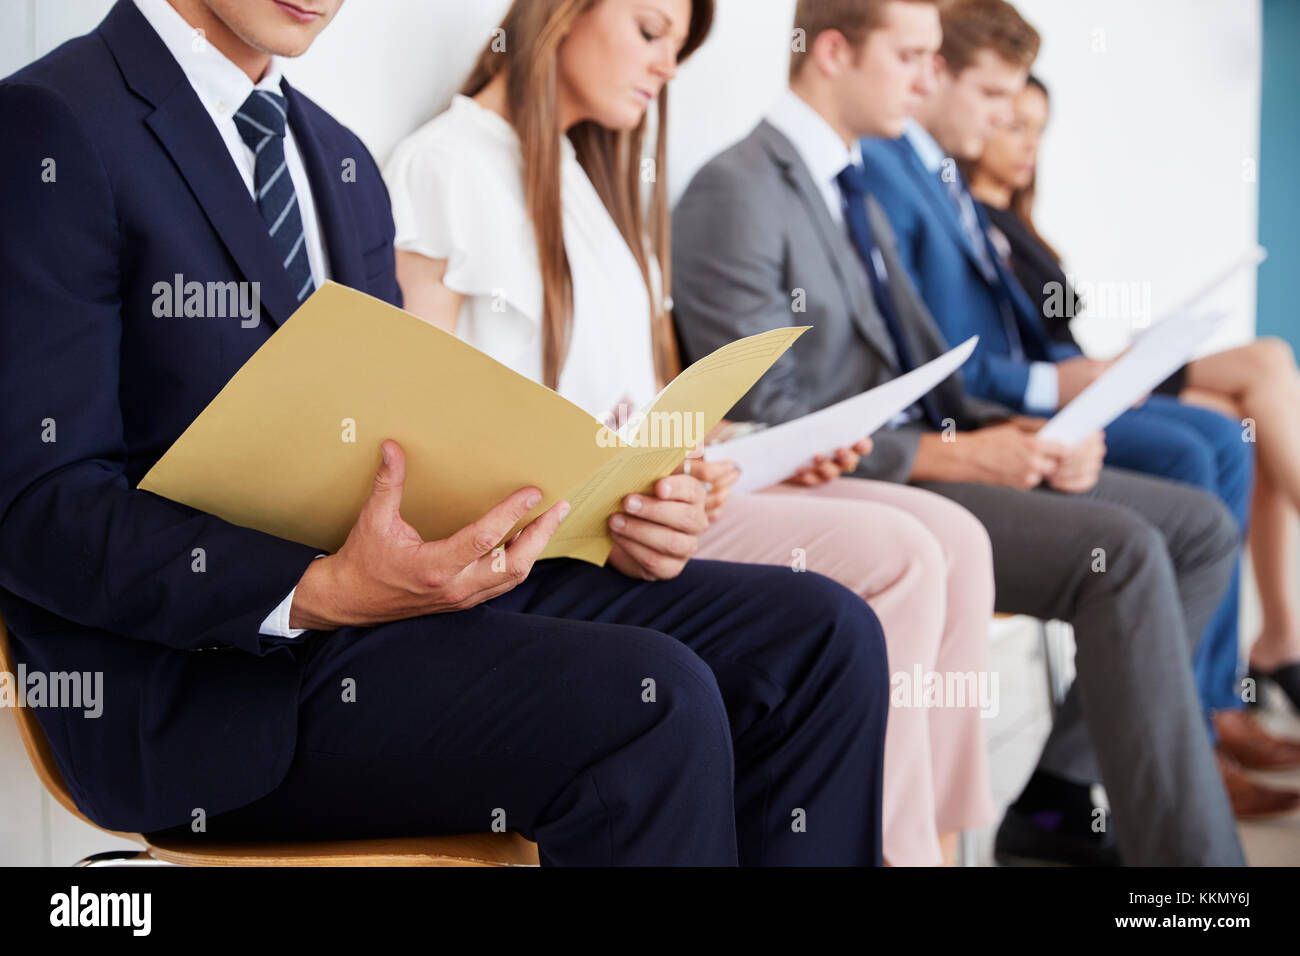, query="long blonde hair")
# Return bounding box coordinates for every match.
[460,0,715,390]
